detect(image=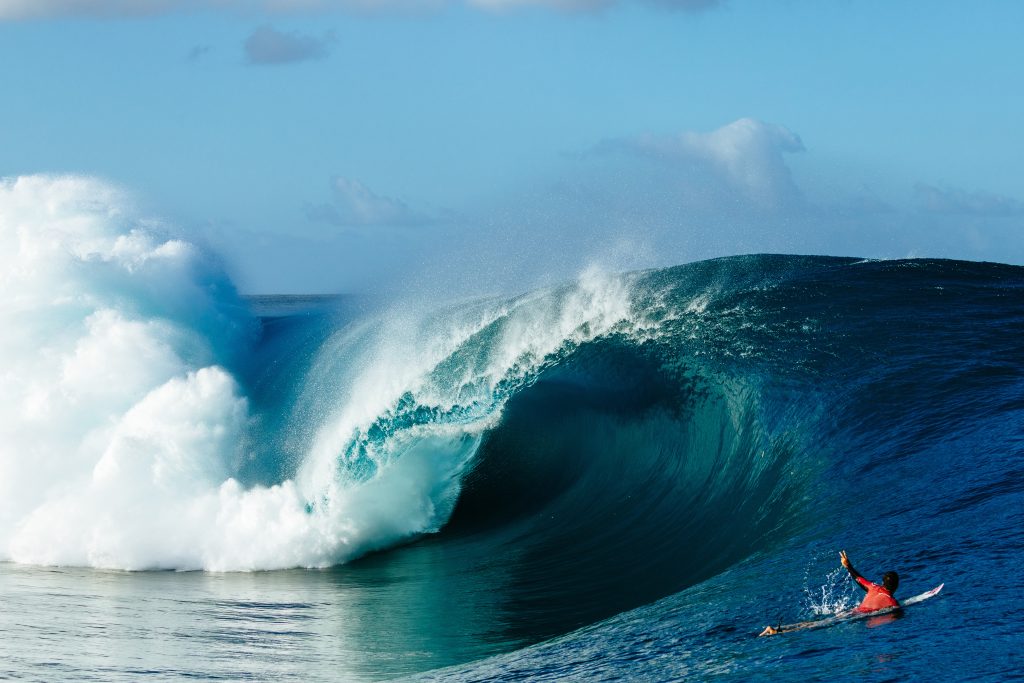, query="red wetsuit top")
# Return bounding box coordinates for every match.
[854,576,900,612]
